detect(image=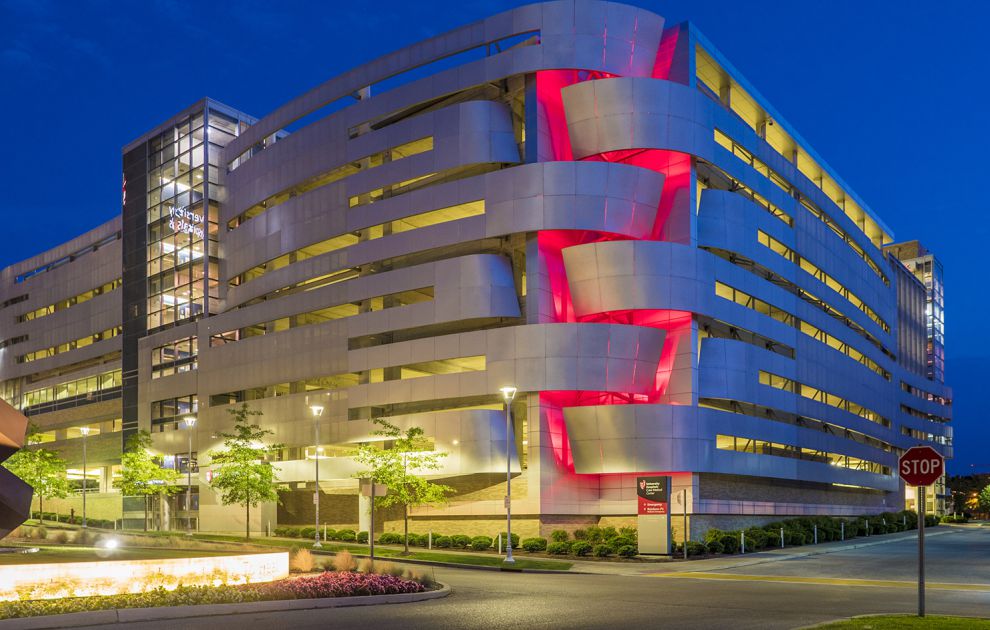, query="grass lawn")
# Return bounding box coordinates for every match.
[816,615,990,629]
[189,534,572,571]
[0,545,249,565]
